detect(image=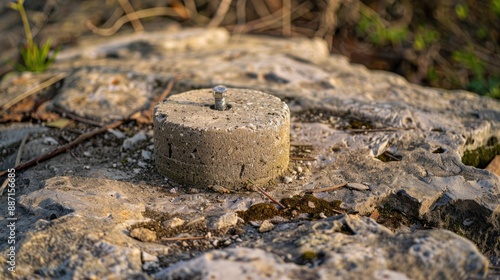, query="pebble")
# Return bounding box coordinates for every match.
[122,131,147,150]
[42,137,59,145]
[107,129,126,139]
[347,183,370,191]
[163,217,185,228]
[130,228,156,242]
[141,150,152,160]
[284,176,293,184]
[209,212,239,230]
[142,251,159,263]
[319,212,327,219]
[297,166,303,173]
[259,220,275,233]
